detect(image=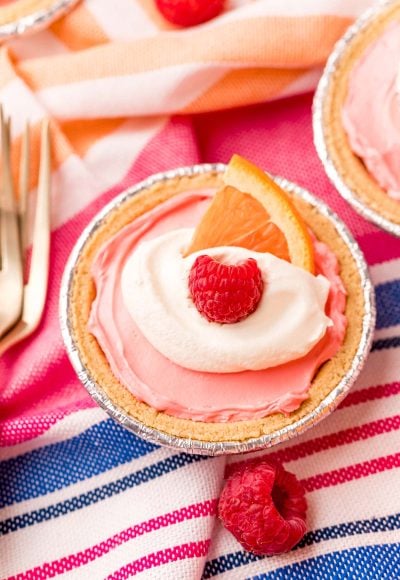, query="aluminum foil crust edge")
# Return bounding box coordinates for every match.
[313,0,400,237]
[60,164,376,456]
[0,0,80,40]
